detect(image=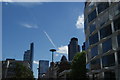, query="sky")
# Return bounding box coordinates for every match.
[2,2,85,78]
